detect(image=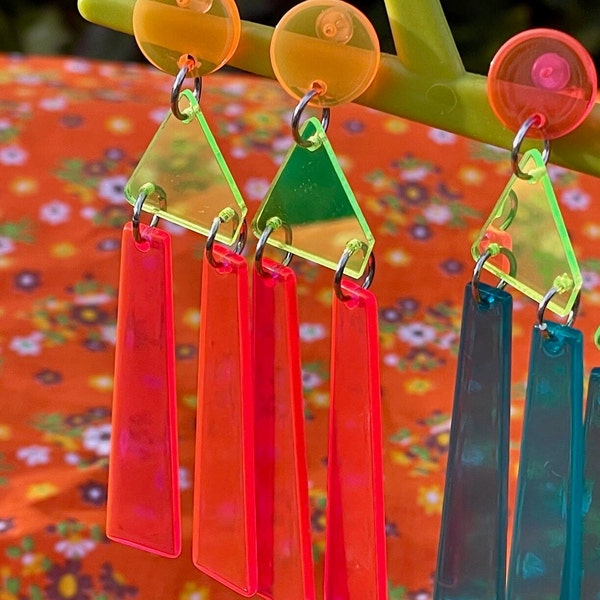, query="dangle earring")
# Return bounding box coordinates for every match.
[469,29,595,600]
[107,185,180,558]
[253,2,387,598]
[434,249,514,600]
